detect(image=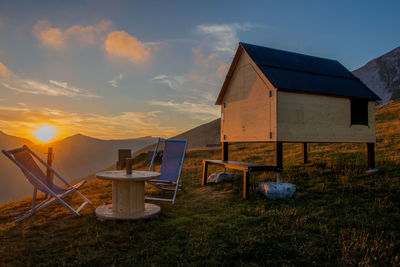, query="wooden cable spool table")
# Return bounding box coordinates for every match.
[95,170,161,220]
